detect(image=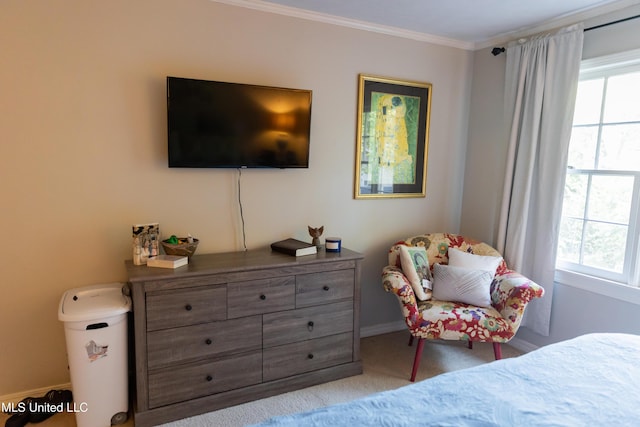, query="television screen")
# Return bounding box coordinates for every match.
[167,77,312,168]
